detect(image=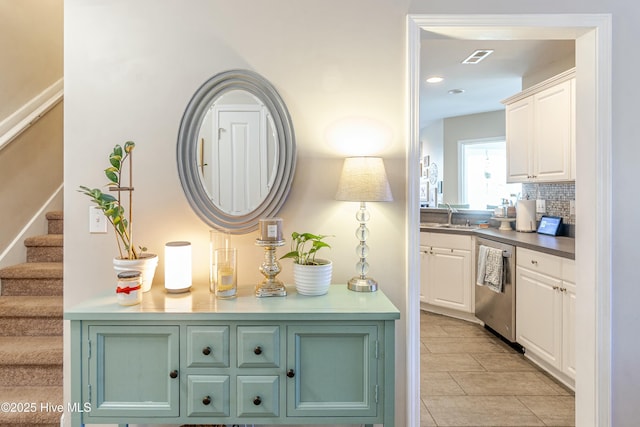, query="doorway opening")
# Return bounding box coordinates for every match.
[407,14,612,427]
